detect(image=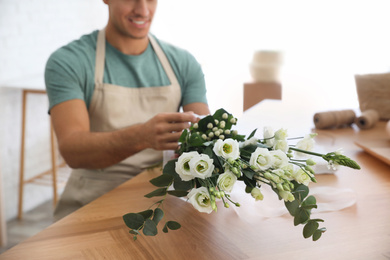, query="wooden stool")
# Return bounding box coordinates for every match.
[0,163,7,247]
[18,89,68,220]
